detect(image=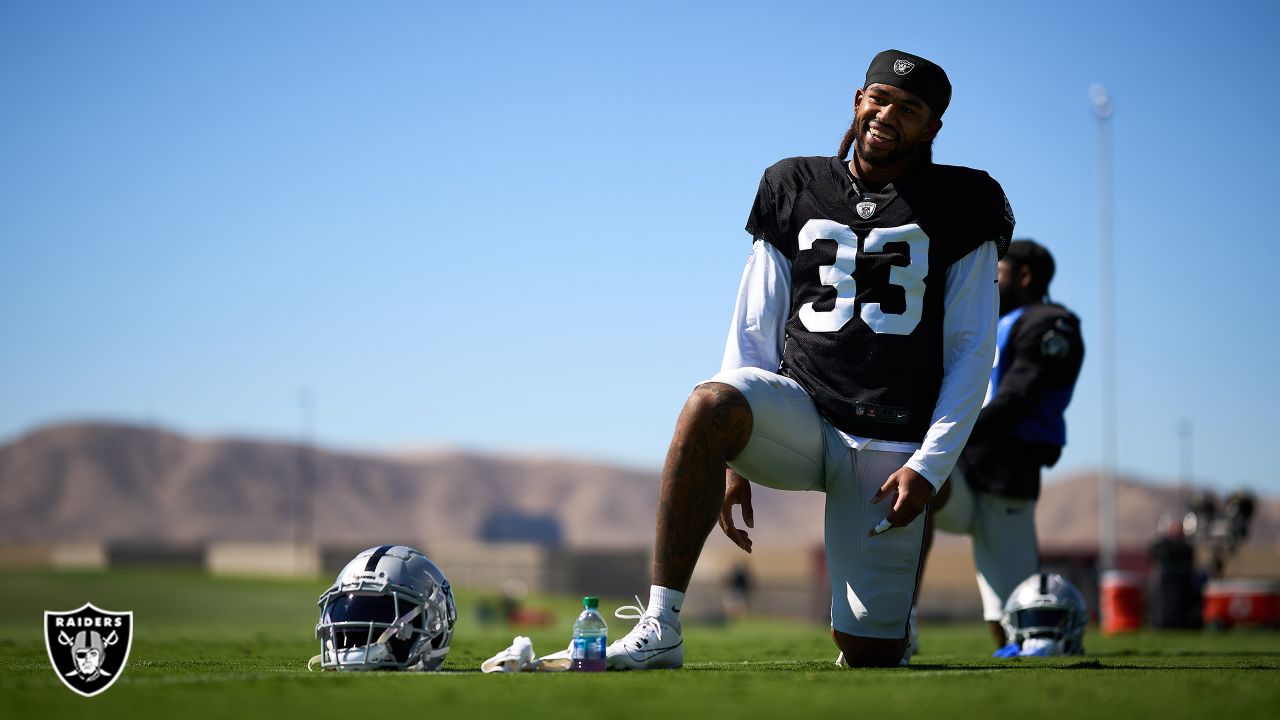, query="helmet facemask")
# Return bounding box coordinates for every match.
[1002,605,1080,655]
